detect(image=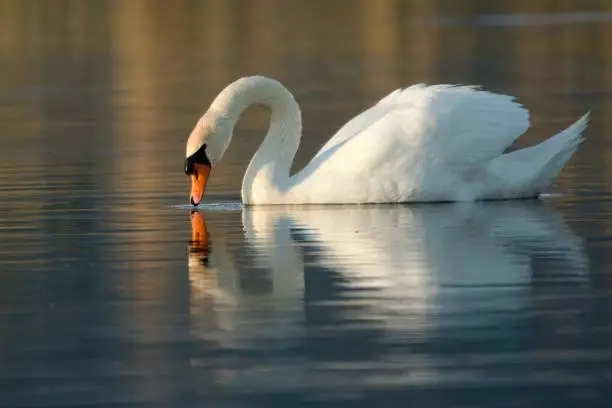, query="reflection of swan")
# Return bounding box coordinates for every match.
[188,209,303,307]
[187,210,238,337]
[187,210,213,294]
[184,75,589,205]
[187,210,303,344]
[187,203,589,393]
[242,201,589,330]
